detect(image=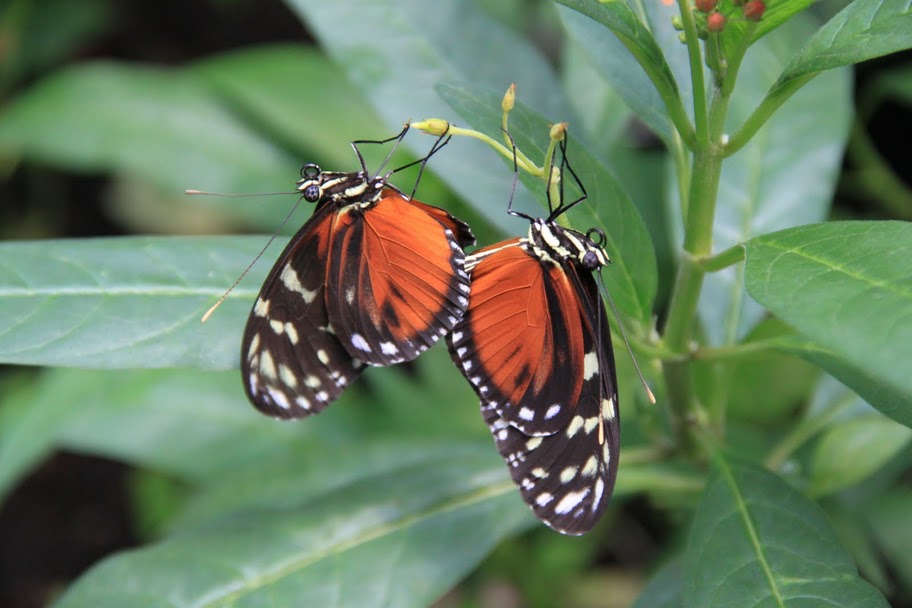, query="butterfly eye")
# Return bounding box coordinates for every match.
[581,250,601,271]
[302,184,321,202]
[586,227,606,247]
[301,163,321,179]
